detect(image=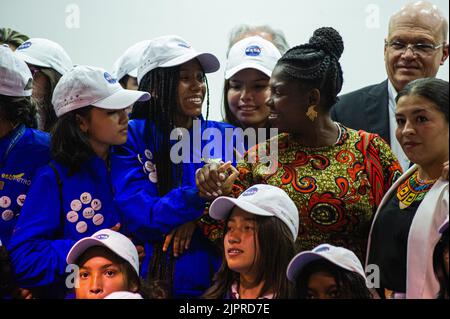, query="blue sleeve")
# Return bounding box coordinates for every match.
[111,123,206,242]
[7,168,75,288]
